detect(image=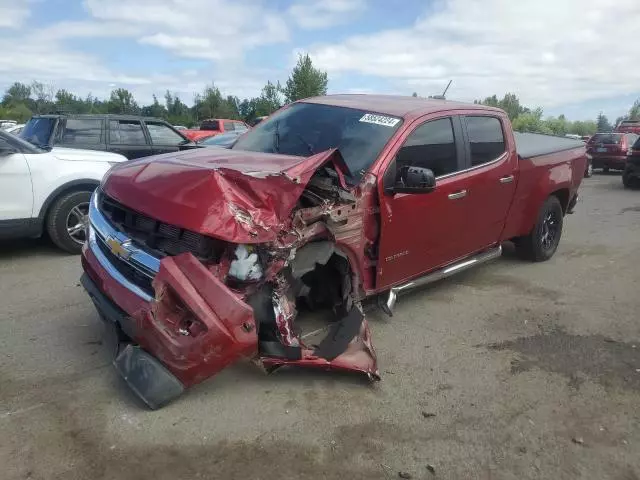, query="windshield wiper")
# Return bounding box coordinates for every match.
[296,133,315,155]
[273,120,280,153]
